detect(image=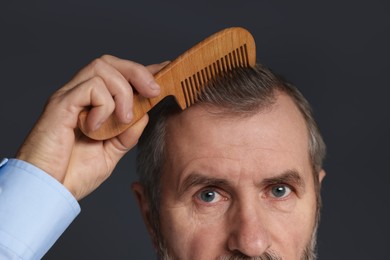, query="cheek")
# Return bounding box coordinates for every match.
[269,194,317,258]
[159,206,227,260]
